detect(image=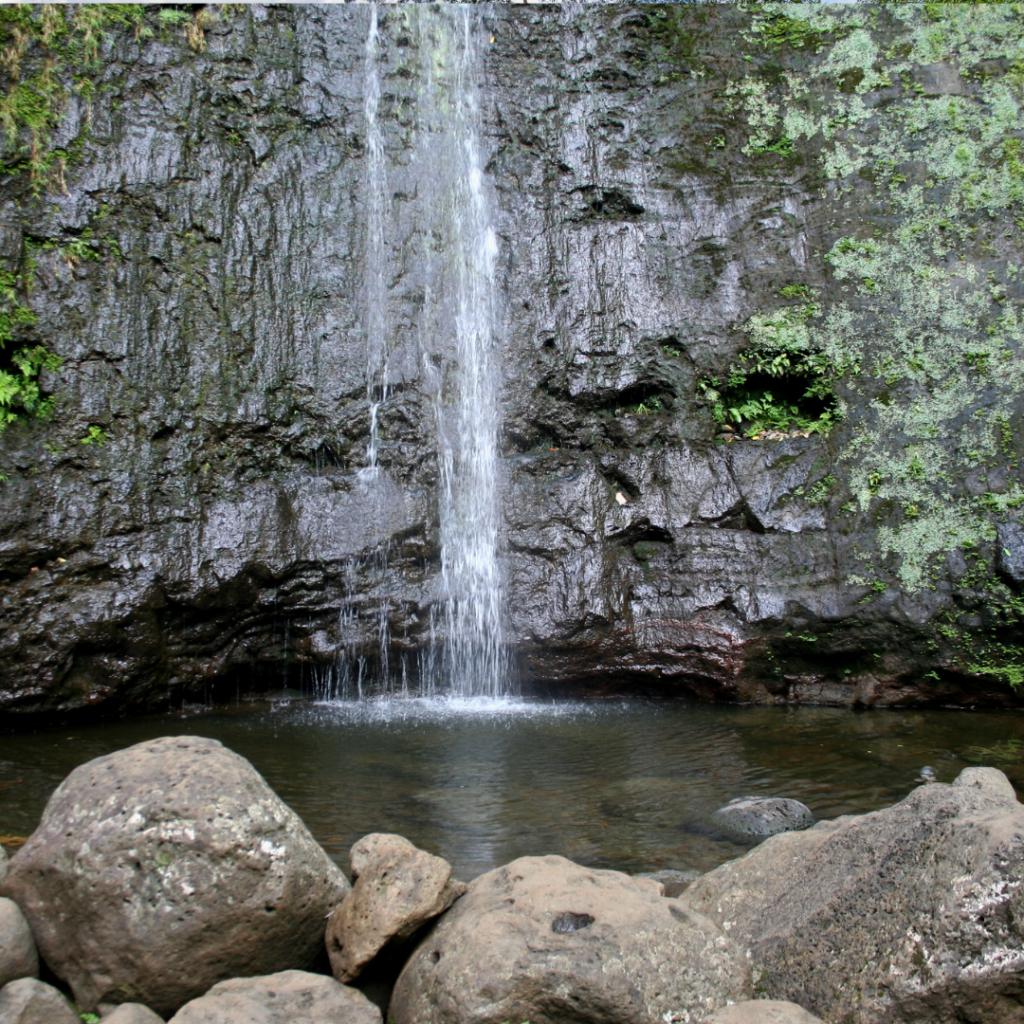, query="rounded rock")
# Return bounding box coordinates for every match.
[686,768,1024,1024]
[0,977,80,1024]
[327,833,466,984]
[166,970,381,1024]
[0,899,38,989]
[710,797,813,838]
[390,854,751,1024]
[0,736,350,1017]
[702,1000,826,1024]
[101,1005,165,1024]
